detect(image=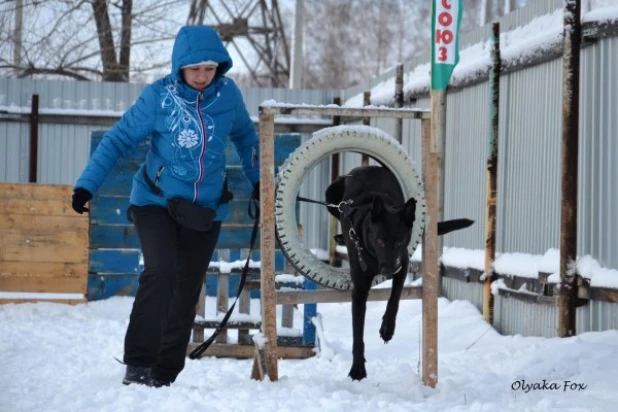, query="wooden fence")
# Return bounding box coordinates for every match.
[0,183,88,304]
